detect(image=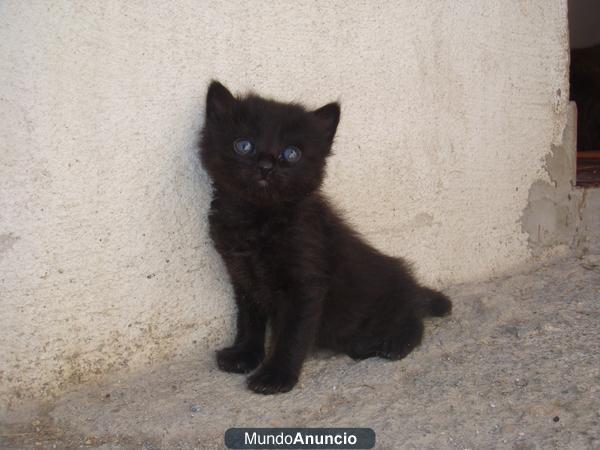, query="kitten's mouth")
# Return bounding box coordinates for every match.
[257,174,274,188]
